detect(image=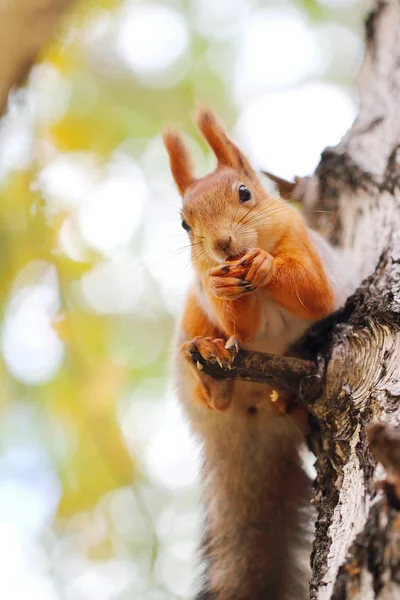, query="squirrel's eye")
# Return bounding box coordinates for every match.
[238,184,252,203]
[181,219,191,232]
